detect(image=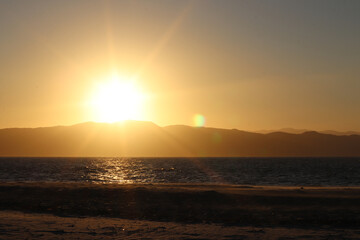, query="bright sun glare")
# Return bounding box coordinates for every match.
[91,74,145,123]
